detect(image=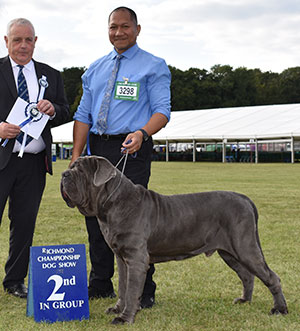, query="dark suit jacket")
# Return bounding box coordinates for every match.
[0,56,70,174]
